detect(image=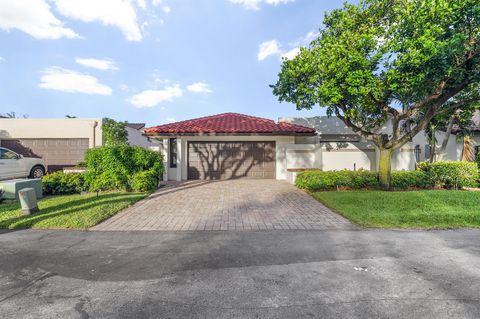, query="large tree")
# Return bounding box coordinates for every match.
[271,0,480,189]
